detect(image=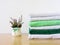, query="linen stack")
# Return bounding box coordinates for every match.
[29,15,60,39]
